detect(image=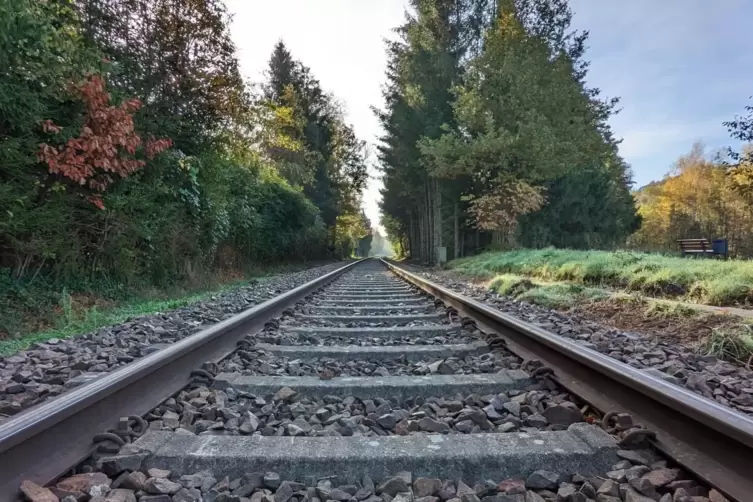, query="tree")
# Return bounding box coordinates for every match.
[629,142,753,256]
[260,41,368,250]
[38,75,172,208]
[378,0,636,260]
[724,102,753,202]
[74,0,248,153]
